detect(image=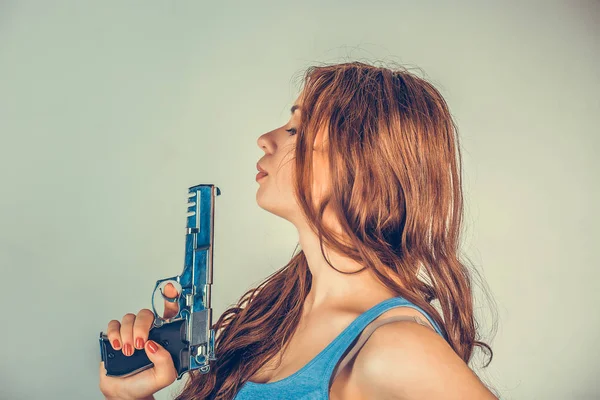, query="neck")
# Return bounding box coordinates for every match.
[296,223,397,315]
